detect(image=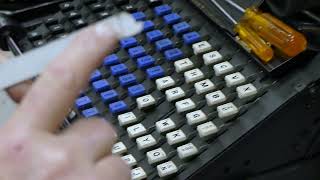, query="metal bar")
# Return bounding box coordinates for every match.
[224,0,246,13]
[211,0,237,25]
